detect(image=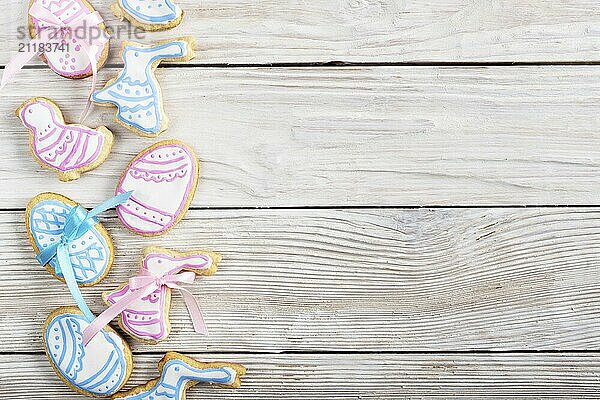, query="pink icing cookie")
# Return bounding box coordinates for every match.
[28,0,110,79]
[115,140,199,236]
[103,247,220,343]
[17,97,113,181]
